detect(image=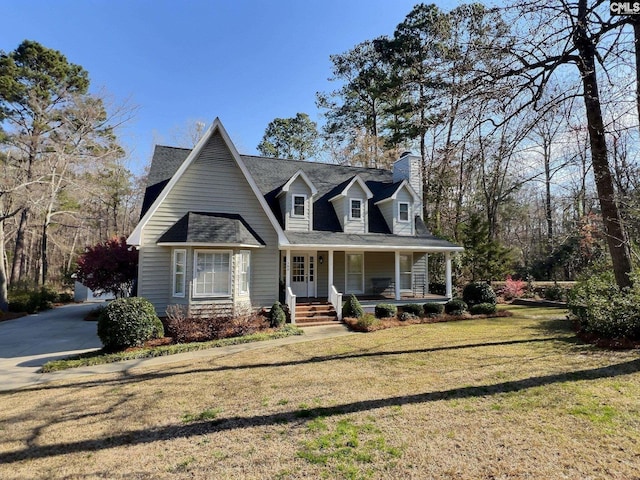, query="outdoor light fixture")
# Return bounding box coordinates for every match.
[319,255,324,264]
